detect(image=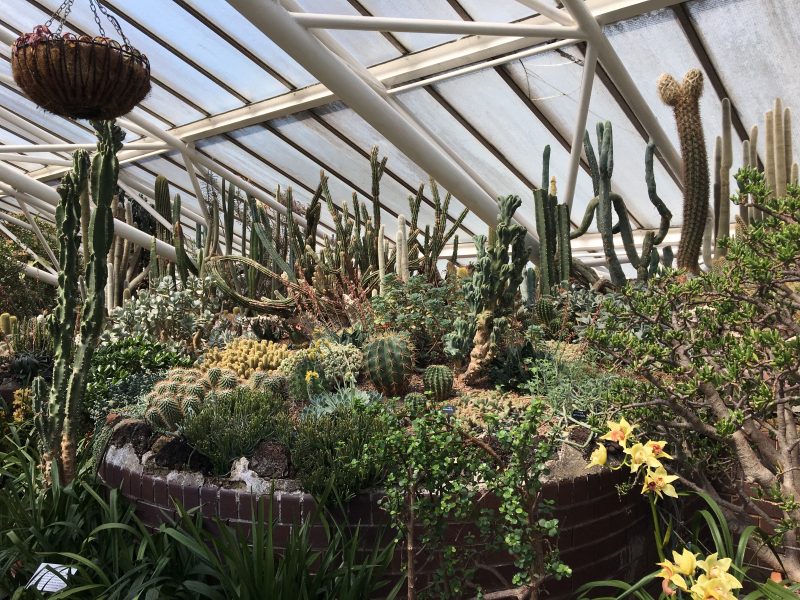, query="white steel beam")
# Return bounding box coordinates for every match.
[511,0,574,26]
[0,142,167,153]
[289,12,584,39]
[19,261,58,286]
